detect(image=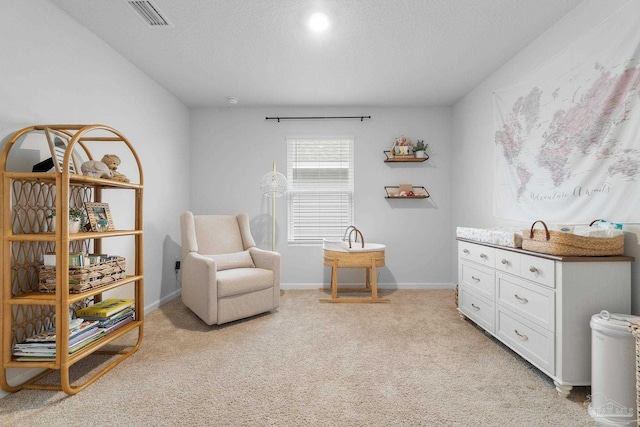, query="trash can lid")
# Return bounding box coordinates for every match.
[590,310,640,334]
